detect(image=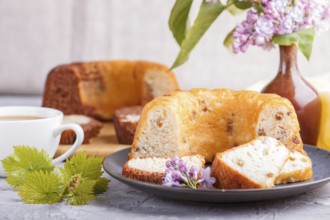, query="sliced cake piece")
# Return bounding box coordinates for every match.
[60,115,103,144]
[113,106,143,144]
[275,150,313,184]
[122,155,205,184]
[211,136,289,189]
